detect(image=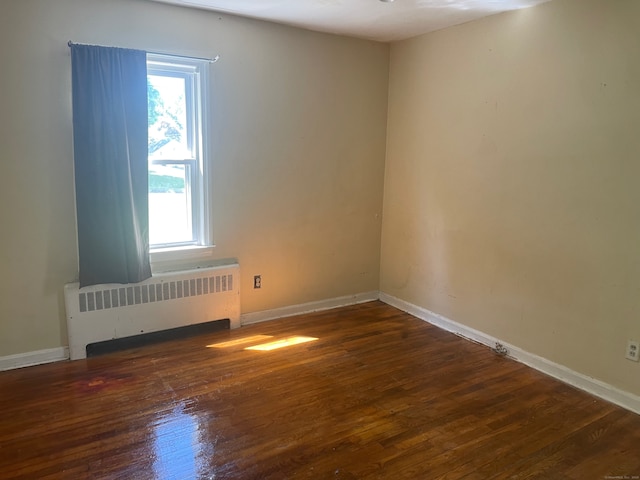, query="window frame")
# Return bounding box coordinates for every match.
[146,53,213,265]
